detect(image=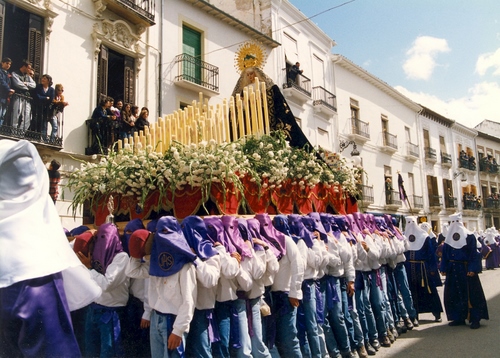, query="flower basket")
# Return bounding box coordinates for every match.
[210,181,242,215]
[241,175,271,214]
[271,178,295,214]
